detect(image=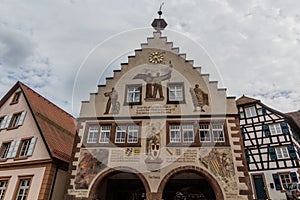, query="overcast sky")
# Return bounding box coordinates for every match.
[0,0,300,116]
